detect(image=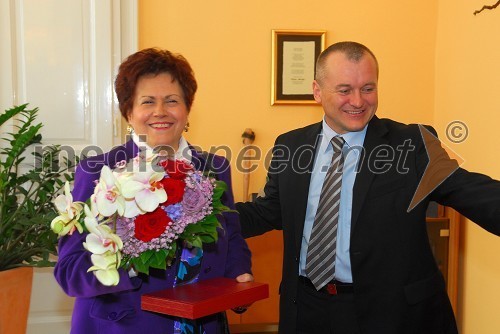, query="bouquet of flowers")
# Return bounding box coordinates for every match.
[51,154,229,286]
